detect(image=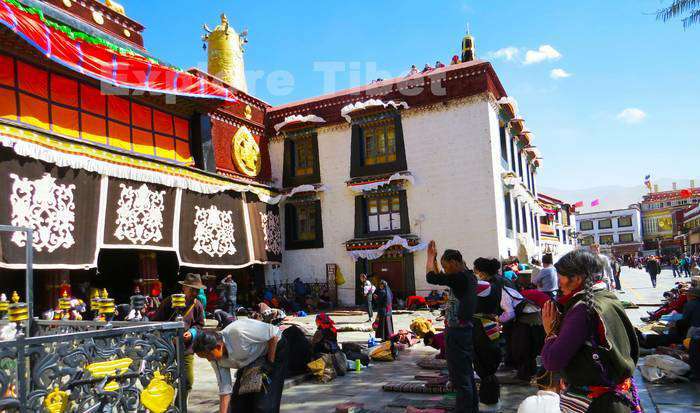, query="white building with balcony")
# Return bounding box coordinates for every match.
[576,207,643,259]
